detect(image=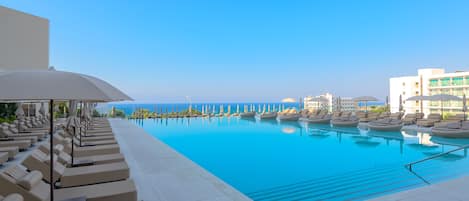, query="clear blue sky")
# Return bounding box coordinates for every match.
[2,0,469,103]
